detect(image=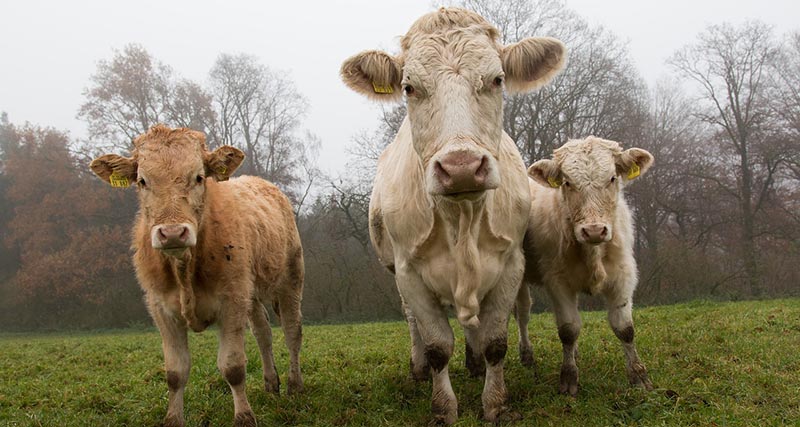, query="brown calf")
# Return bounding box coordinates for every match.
[90,125,304,427]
